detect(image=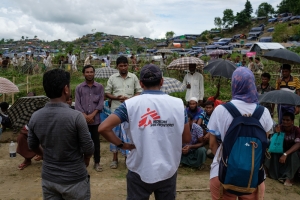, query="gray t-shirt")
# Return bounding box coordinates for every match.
[28,102,94,184]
